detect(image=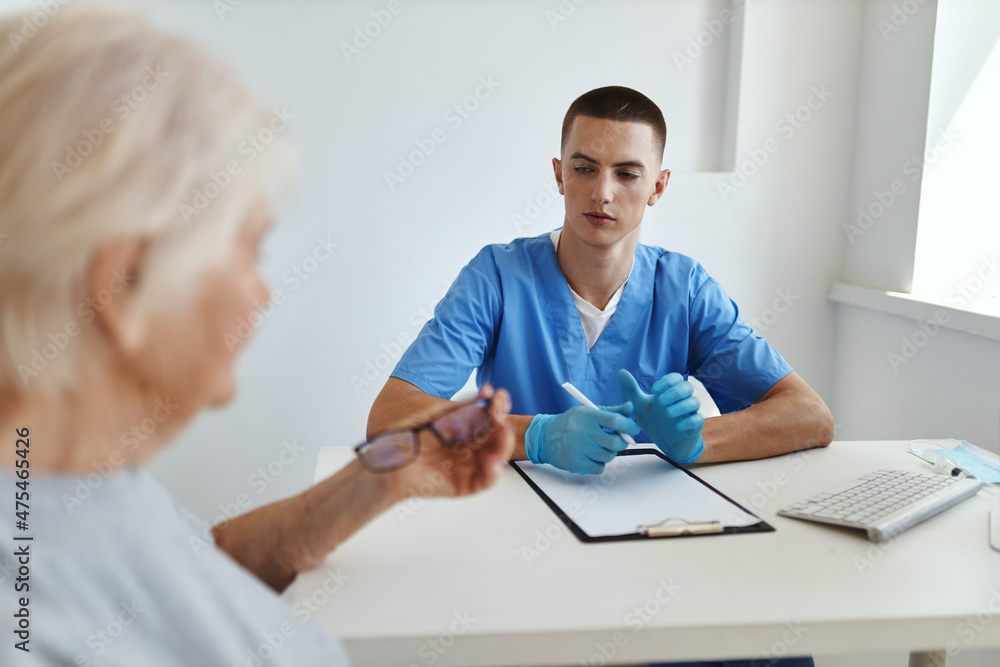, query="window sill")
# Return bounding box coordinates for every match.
[828,281,1000,342]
